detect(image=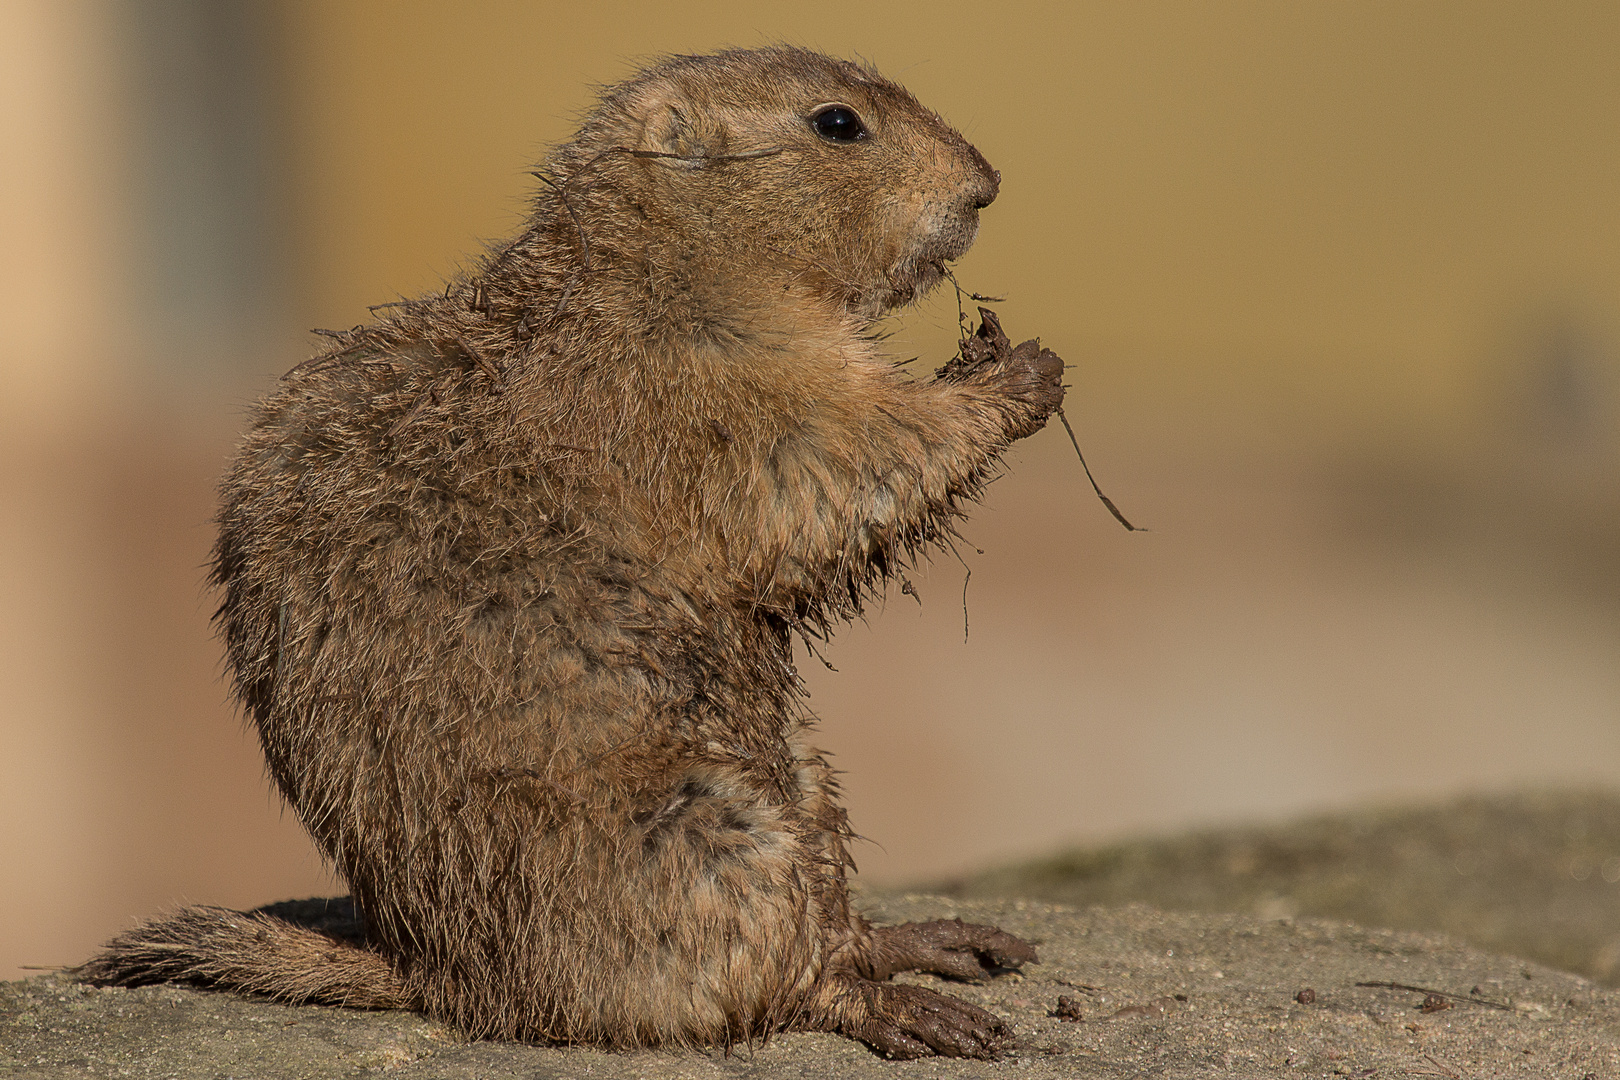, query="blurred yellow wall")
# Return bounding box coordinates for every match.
[2,0,1616,981]
[278,0,1620,454]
